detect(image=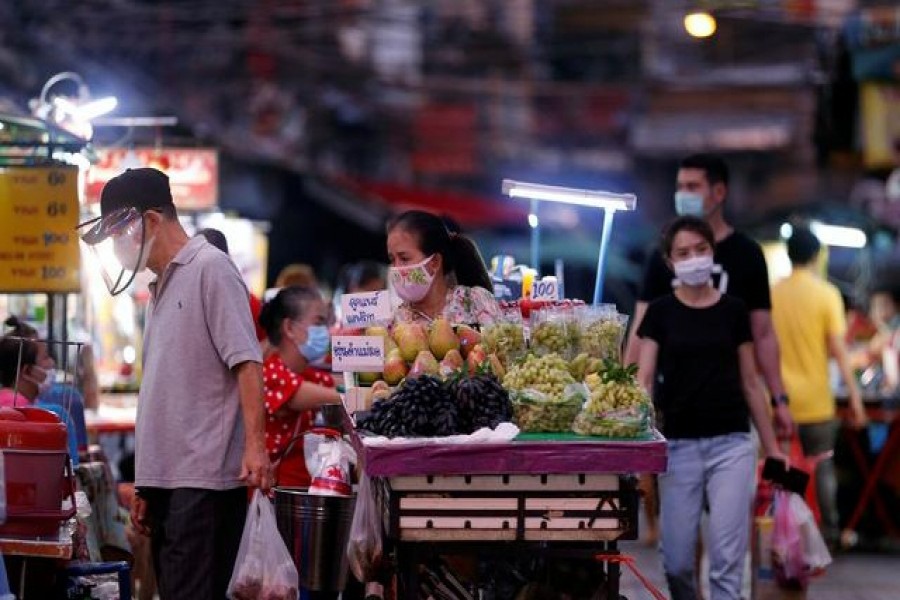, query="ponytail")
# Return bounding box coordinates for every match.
[448,234,493,292]
[258,286,322,346]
